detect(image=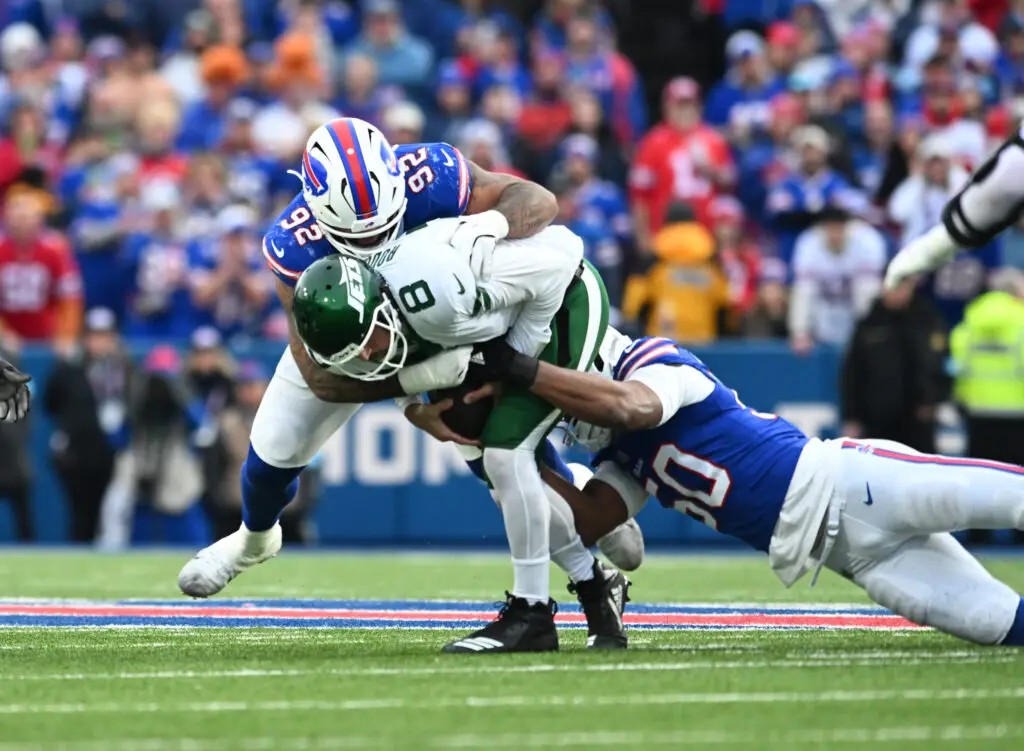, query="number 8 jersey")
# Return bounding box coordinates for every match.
[263,142,473,286]
[593,337,810,554]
